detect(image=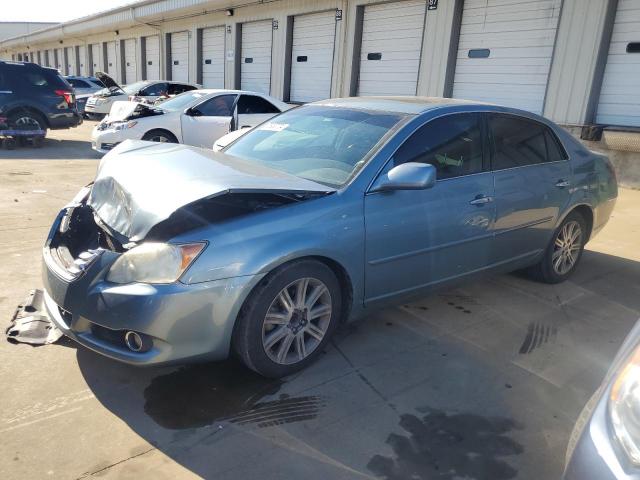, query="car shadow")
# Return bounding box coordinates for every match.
[0,138,101,160]
[73,249,639,479]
